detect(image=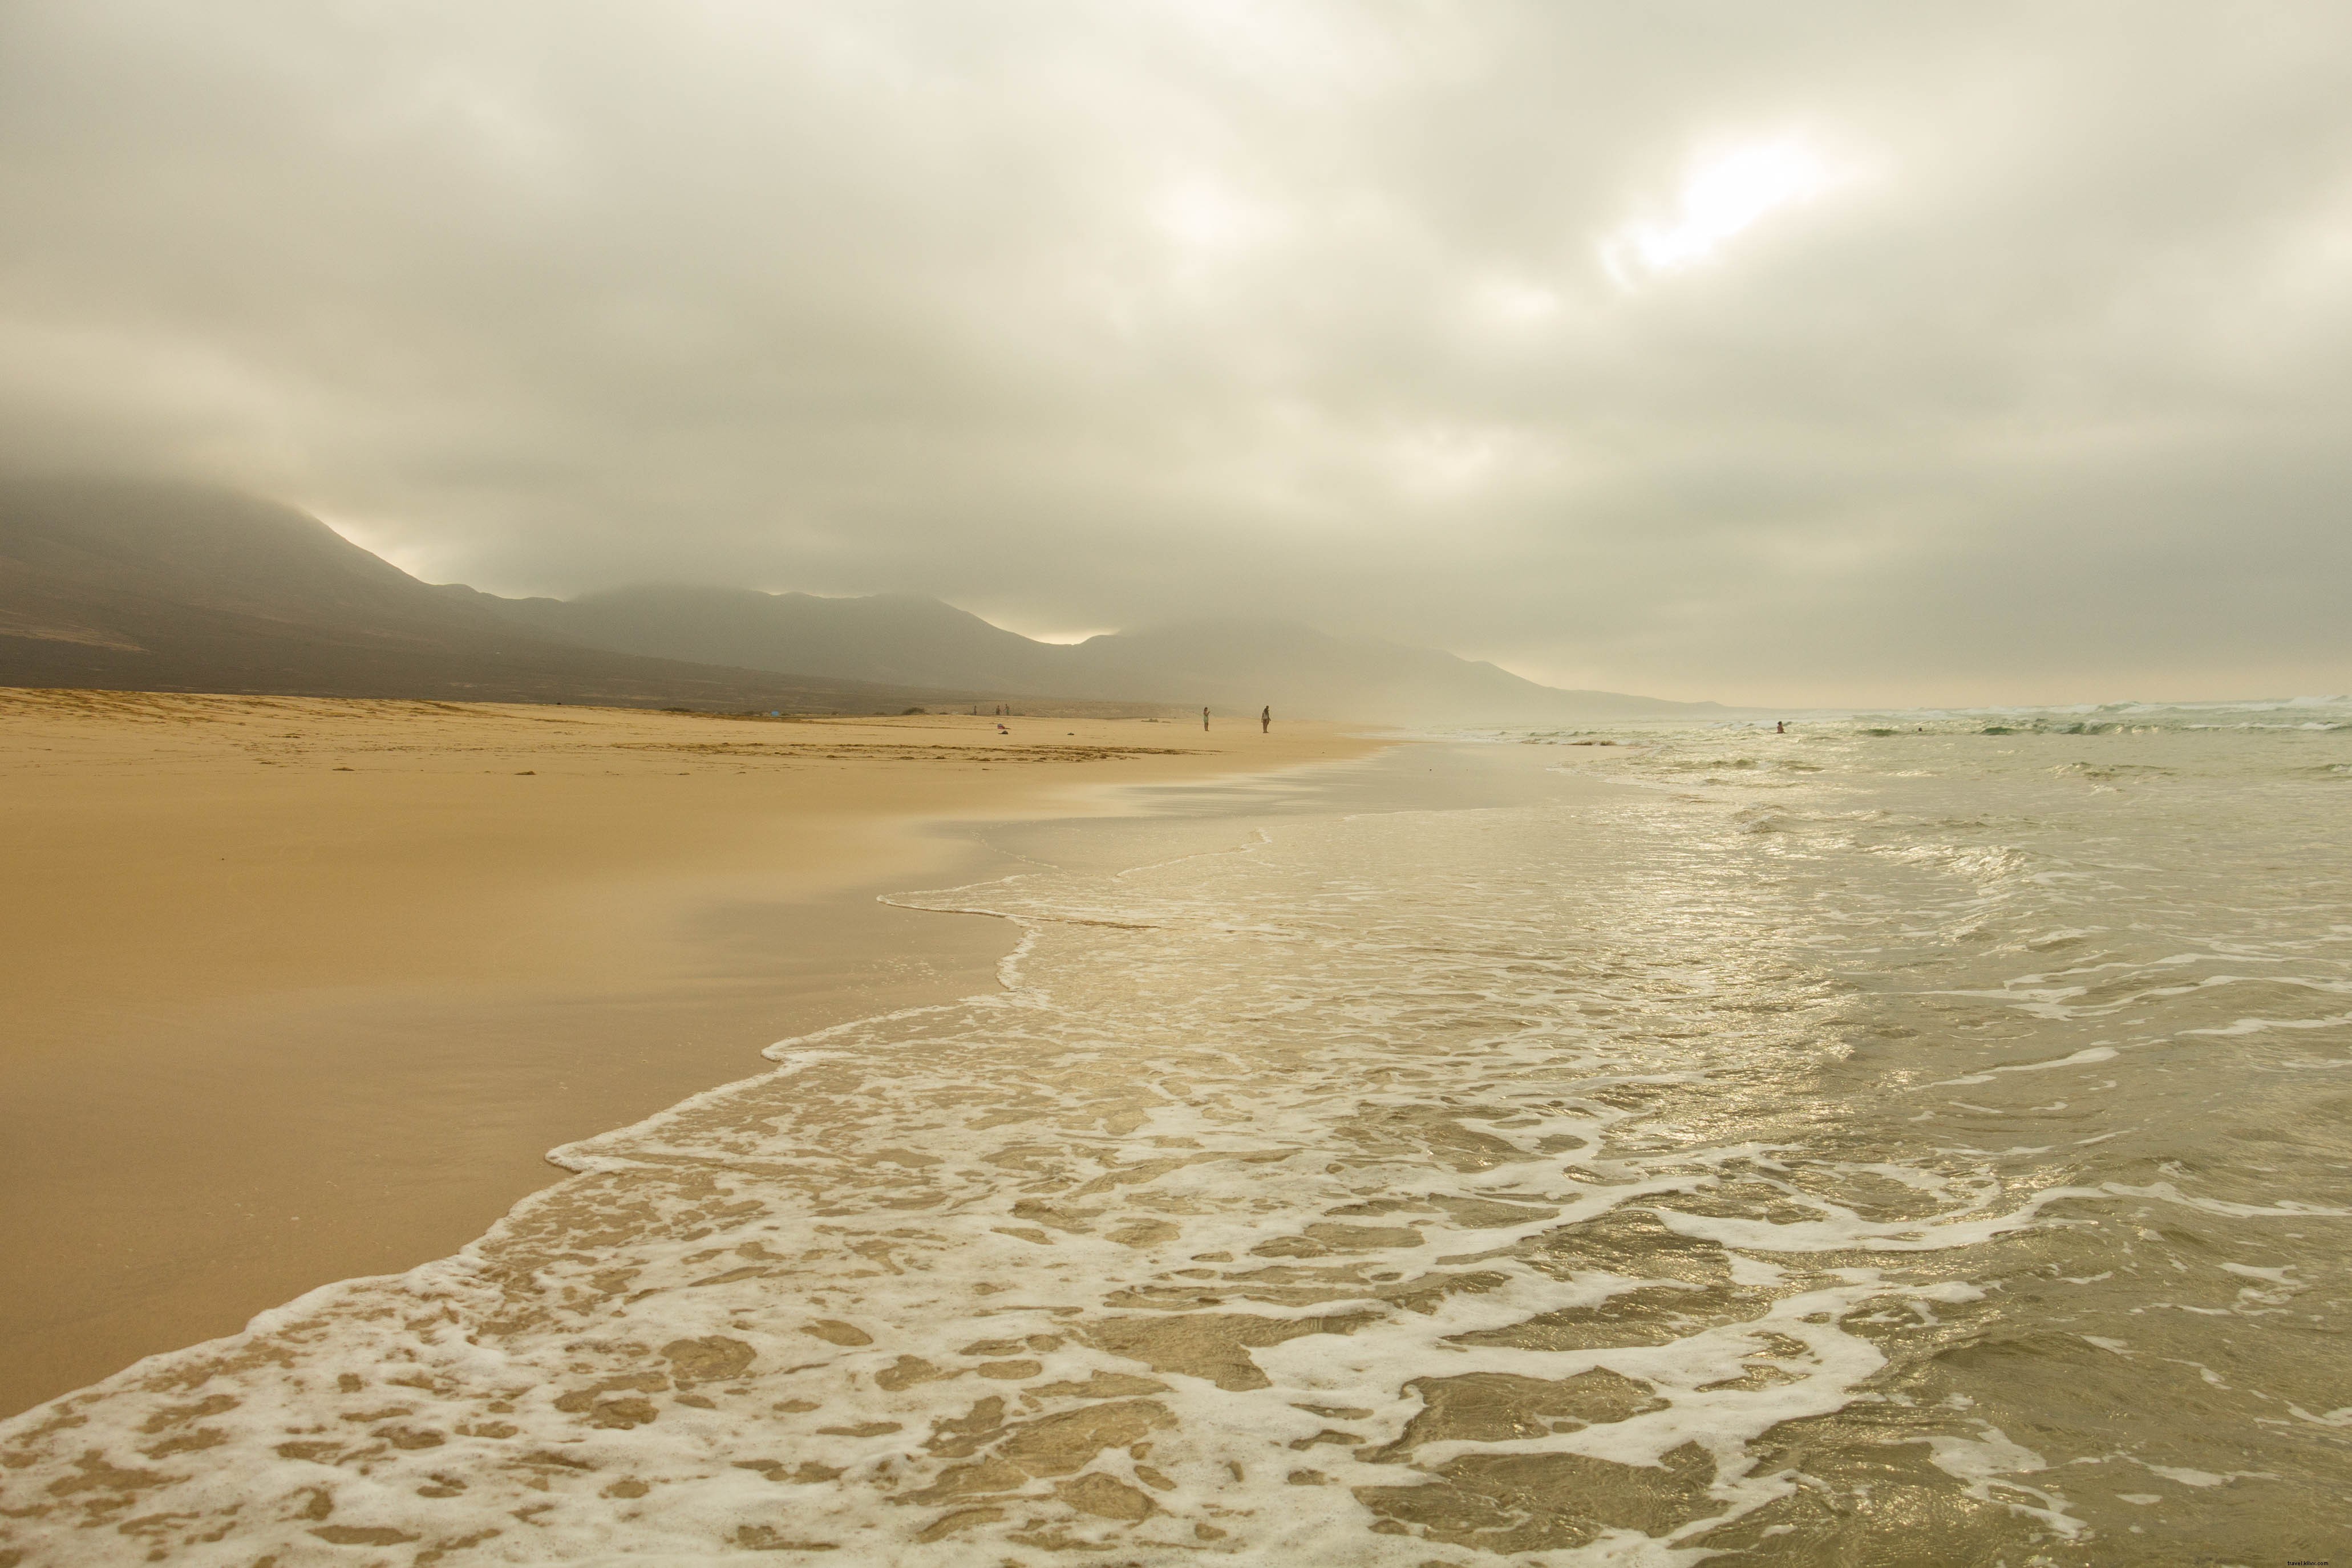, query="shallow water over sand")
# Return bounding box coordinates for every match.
[3,709,2347,1565]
